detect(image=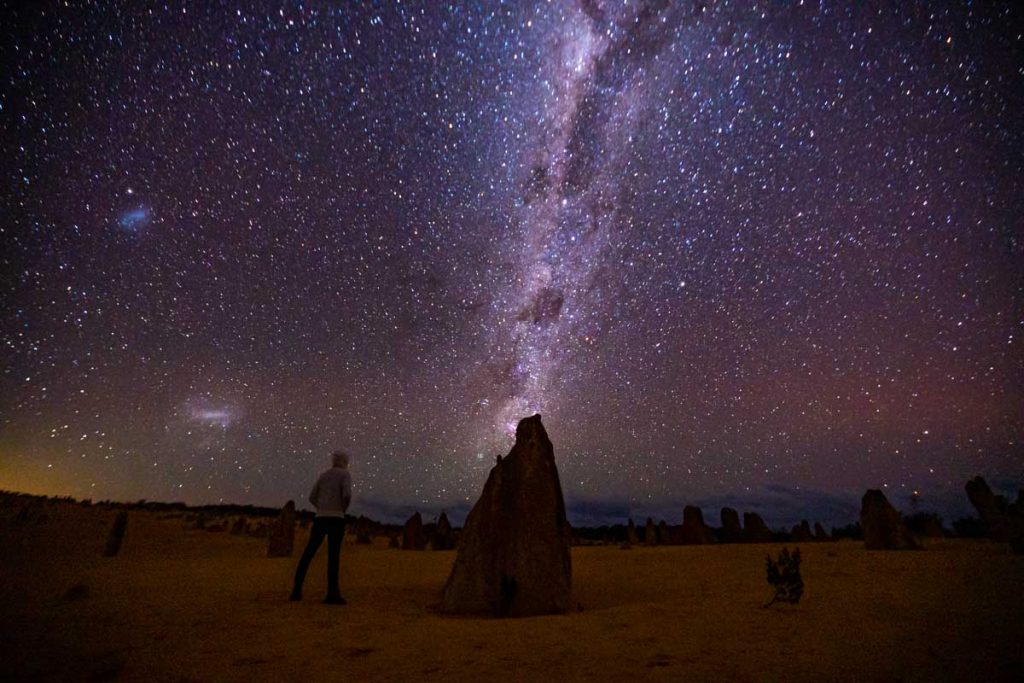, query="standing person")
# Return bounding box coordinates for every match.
[290,450,352,604]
